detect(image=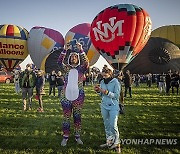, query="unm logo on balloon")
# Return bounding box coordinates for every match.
[0,24,29,71]
[92,17,124,42]
[90,4,152,70]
